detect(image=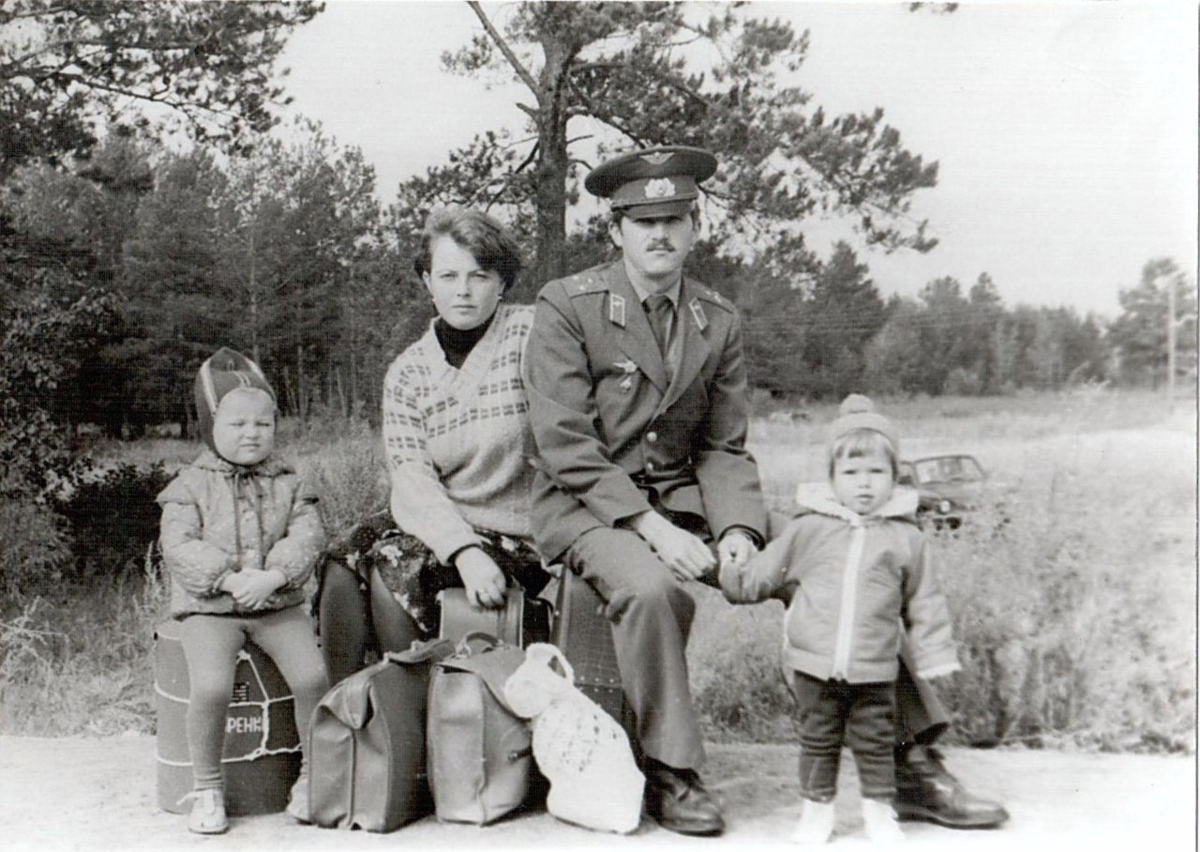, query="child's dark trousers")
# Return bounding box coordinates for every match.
[792,671,897,802]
